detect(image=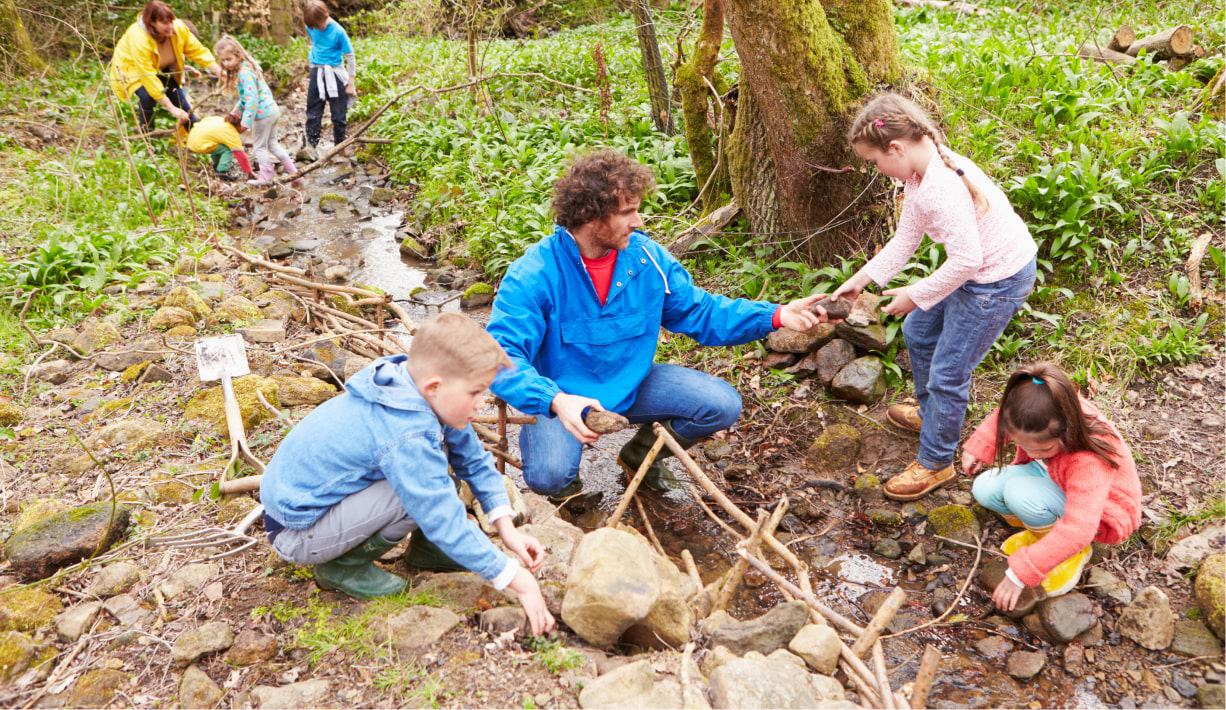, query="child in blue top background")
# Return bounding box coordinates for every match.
[260,313,555,635]
[302,0,355,152]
